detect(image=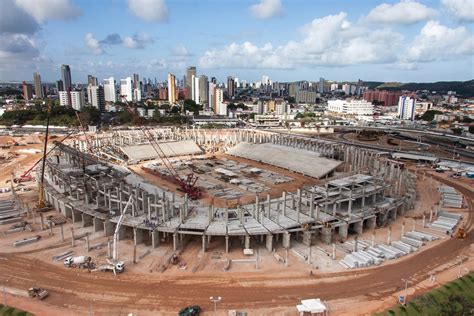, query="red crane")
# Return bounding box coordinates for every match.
[141,128,201,199]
